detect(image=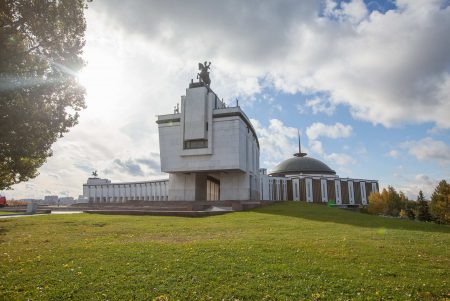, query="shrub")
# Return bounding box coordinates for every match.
[399,209,408,219]
[406,209,415,220]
